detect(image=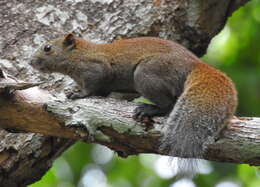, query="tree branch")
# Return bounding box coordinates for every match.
[0,0,251,185]
[0,73,259,166]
